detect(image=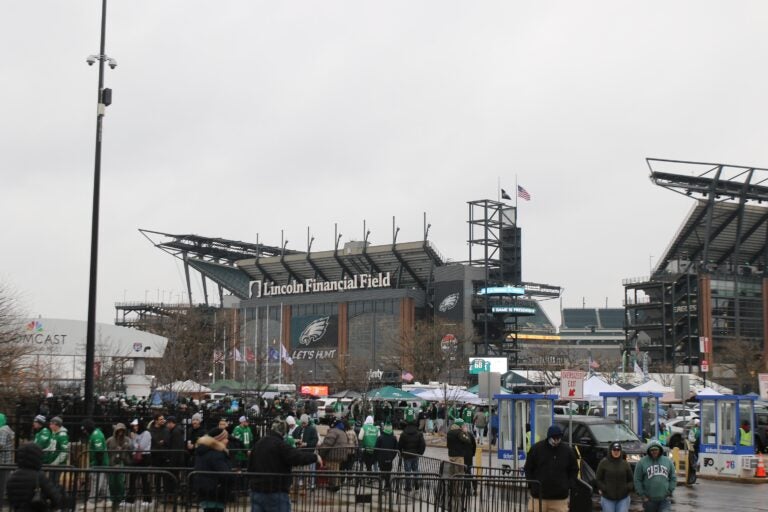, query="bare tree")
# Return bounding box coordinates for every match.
[0,281,41,409]
[386,317,473,384]
[718,337,766,393]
